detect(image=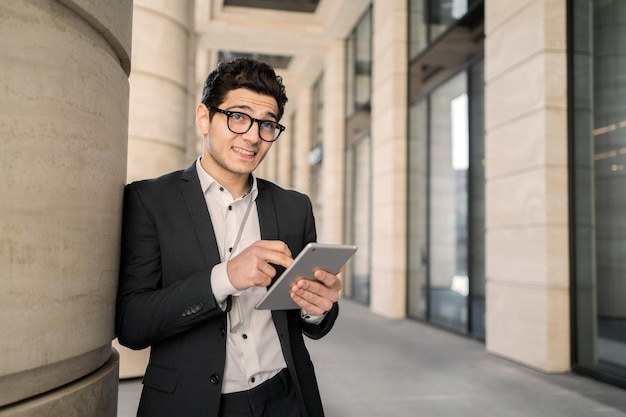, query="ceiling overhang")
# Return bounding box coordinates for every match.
[223,0,320,13]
